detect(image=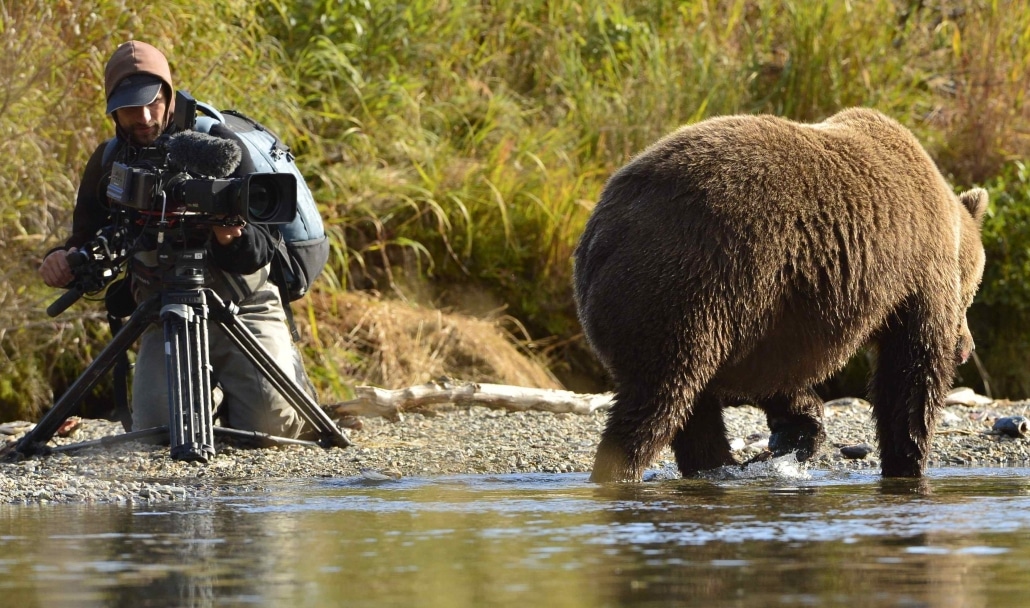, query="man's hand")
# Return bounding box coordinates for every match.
[213,223,245,246]
[39,248,77,288]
